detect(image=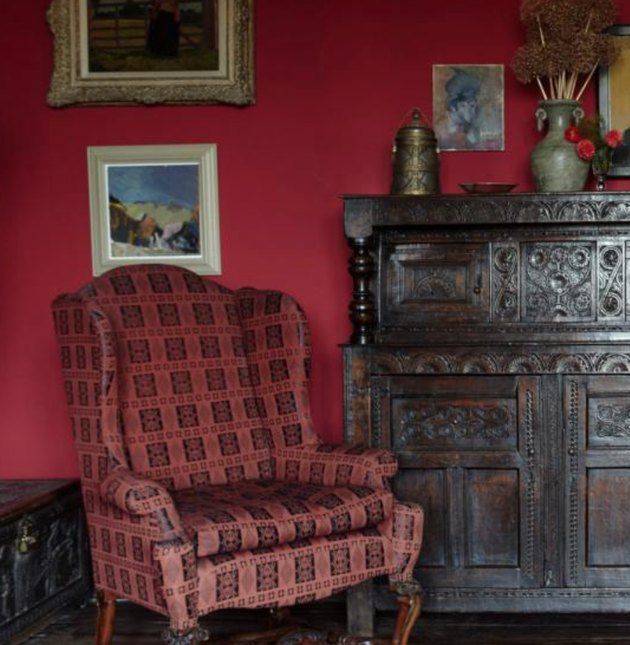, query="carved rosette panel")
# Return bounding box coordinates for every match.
[396,401,515,449]
[598,245,624,319]
[493,244,519,321]
[595,403,630,438]
[524,243,595,322]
